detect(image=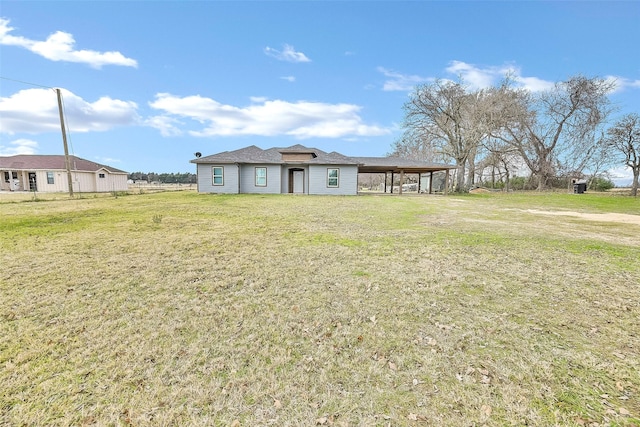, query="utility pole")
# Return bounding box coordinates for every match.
[56,88,74,197]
